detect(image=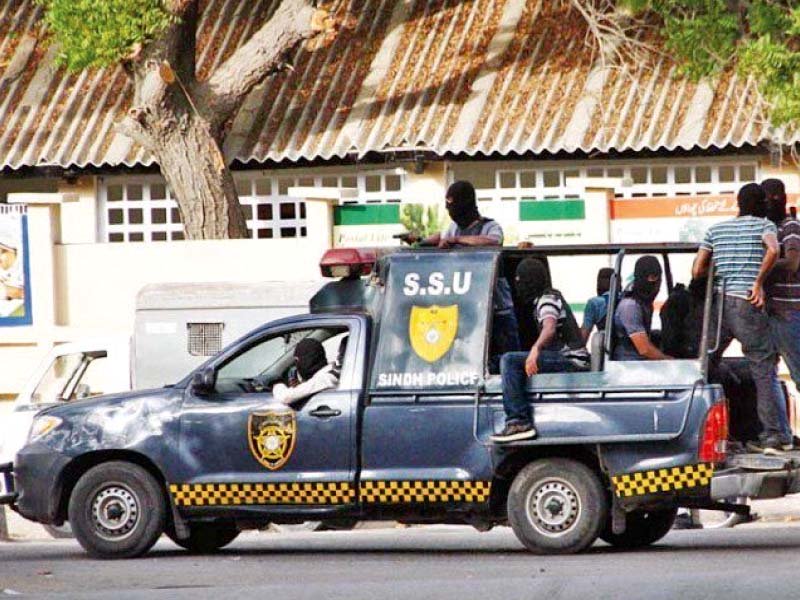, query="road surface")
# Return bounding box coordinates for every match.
[2,523,800,599]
